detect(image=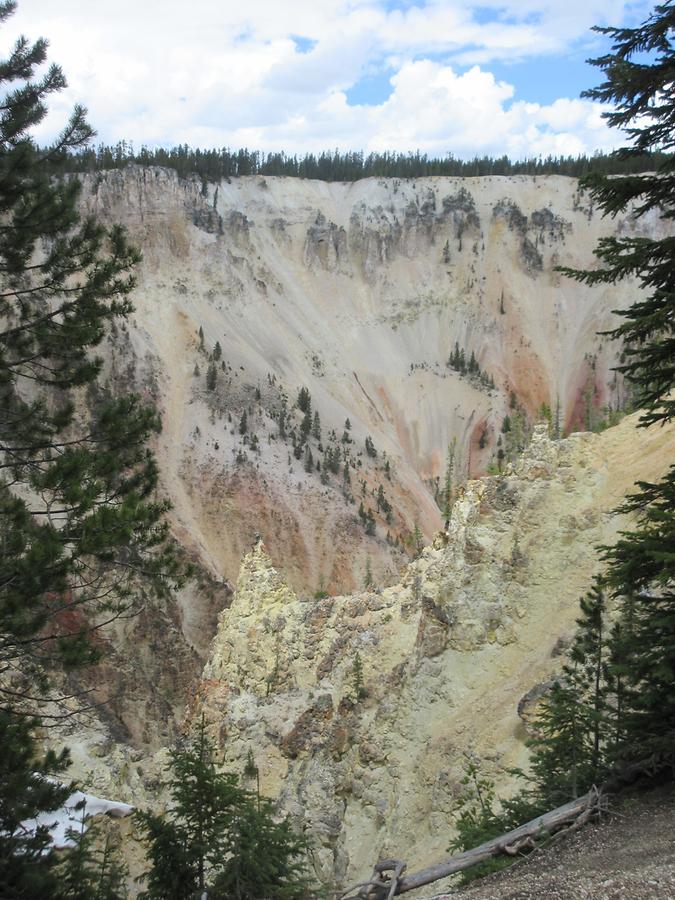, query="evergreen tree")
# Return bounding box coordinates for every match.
[296,386,310,414]
[561,1,675,765]
[0,6,183,893]
[363,557,373,590]
[0,711,72,896]
[351,652,366,700]
[449,757,511,885]
[518,579,612,814]
[311,410,321,442]
[442,439,456,520]
[527,667,595,807]
[136,718,308,900]
[206,361,217,390]
[56,813,128,900]
[0,0,182,710]
[300,407,312,441]
[239,410,248,435]
[412,522,424,556]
